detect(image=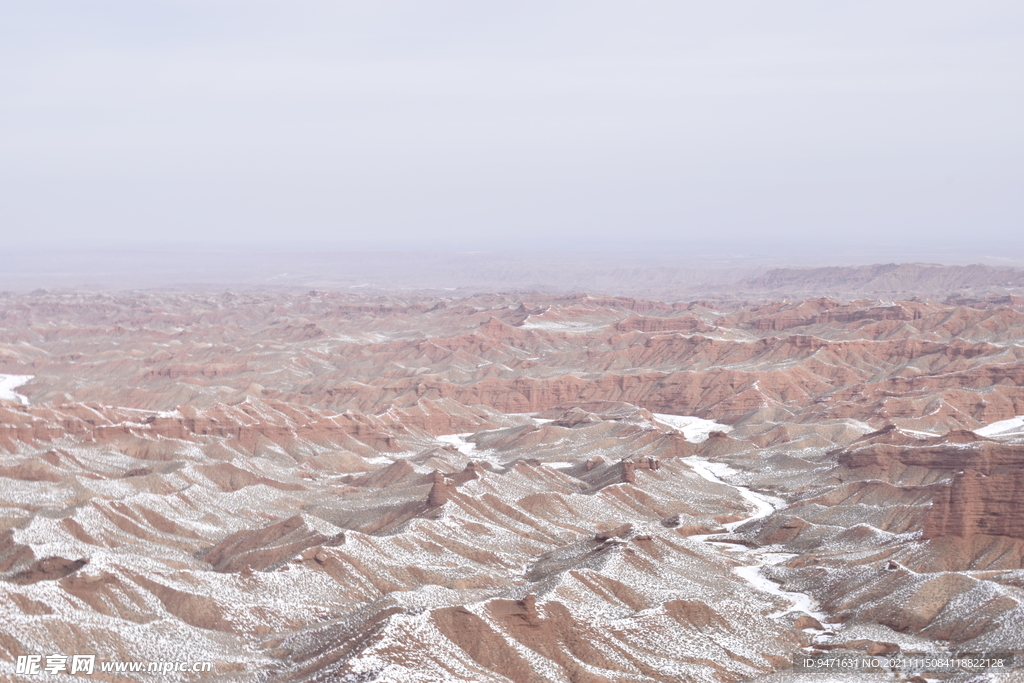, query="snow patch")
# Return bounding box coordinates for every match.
[685,458,782,529]
[0,374,32,405]
[436,433,477,456]
[653,413,732,443]
[975,415,1024,437]
[519,318,605,332]
[733,555,831,623]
